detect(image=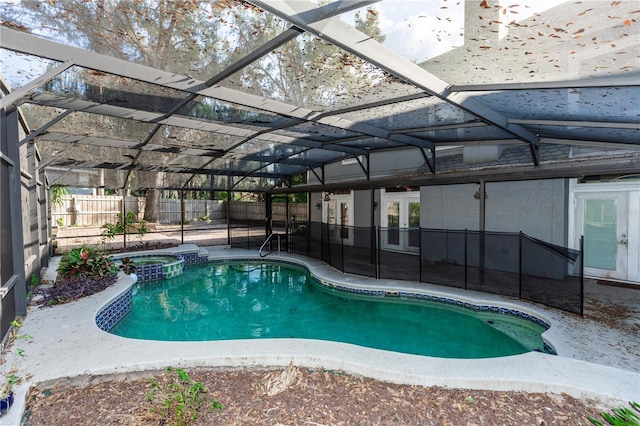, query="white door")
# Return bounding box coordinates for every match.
[323,193,353,244]
[575,193,628,281]
[382,193,420,252]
